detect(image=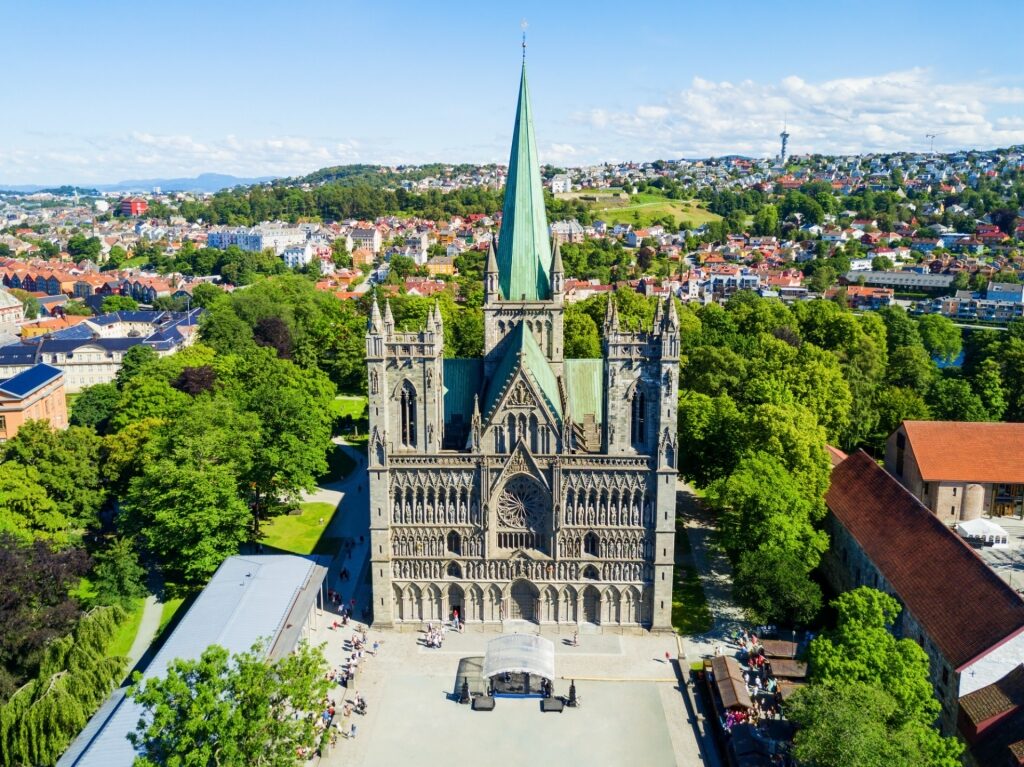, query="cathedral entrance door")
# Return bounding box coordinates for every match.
[509,579,538,622]
[582,585,600,625]
[448,584,465,624]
